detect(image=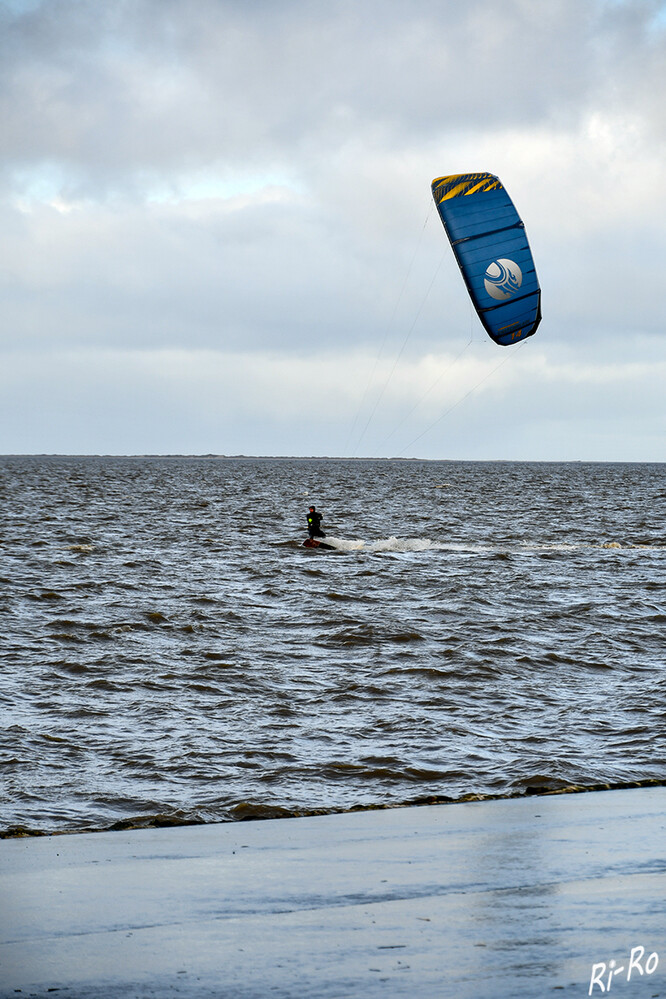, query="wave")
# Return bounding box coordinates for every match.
[5,779,665,837]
